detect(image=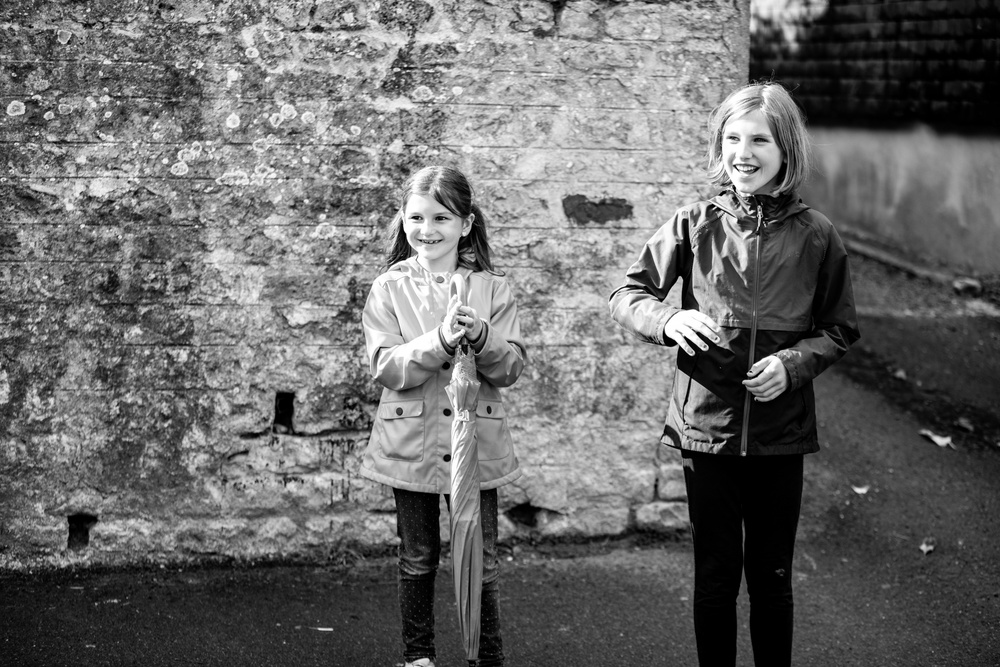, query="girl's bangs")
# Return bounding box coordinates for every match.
[412,181,463,218]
